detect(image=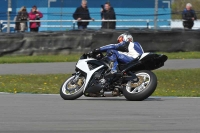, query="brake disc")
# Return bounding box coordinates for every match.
[67,83,77,90]
[131,76,144,88]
